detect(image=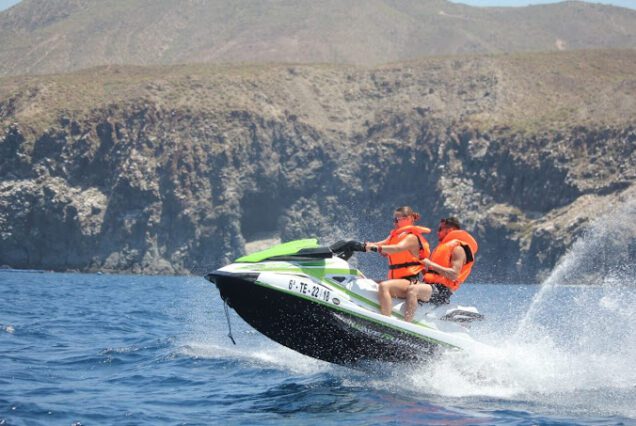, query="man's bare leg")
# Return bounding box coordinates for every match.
[404,283,433,322]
